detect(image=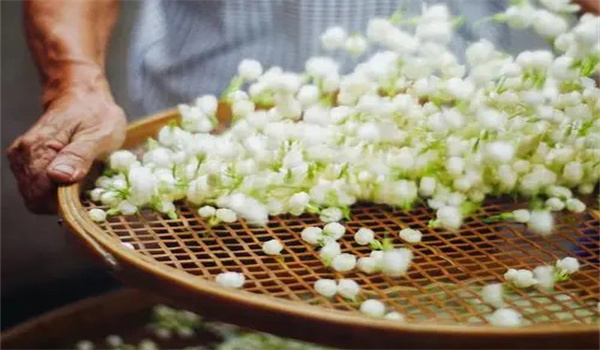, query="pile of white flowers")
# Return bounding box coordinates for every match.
[89,2,598,237]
